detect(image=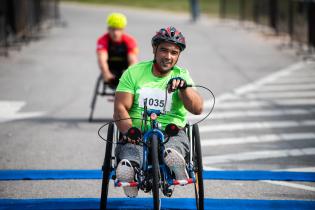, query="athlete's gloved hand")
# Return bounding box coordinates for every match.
[122,127,142,145]
[121,135,141,145]
[167,77,190,93]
